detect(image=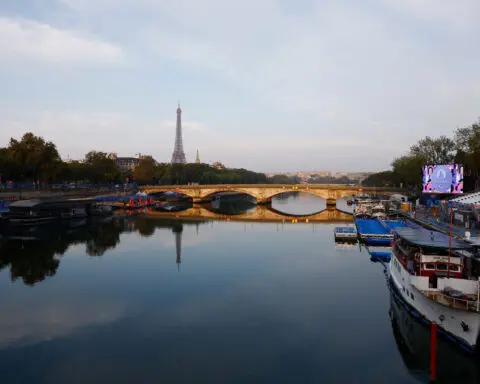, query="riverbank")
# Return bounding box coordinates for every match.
[0,189,136,201]
[403,209,478,239]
